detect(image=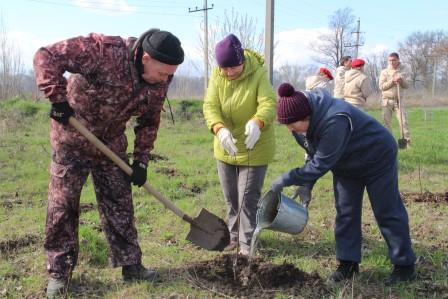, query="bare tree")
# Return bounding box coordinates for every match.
[197,8,264,72]
[398,30,447,91]
[273,64,315,91]
[310,7,357,70]
[365,51,389,92]
[0,16,25,100]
